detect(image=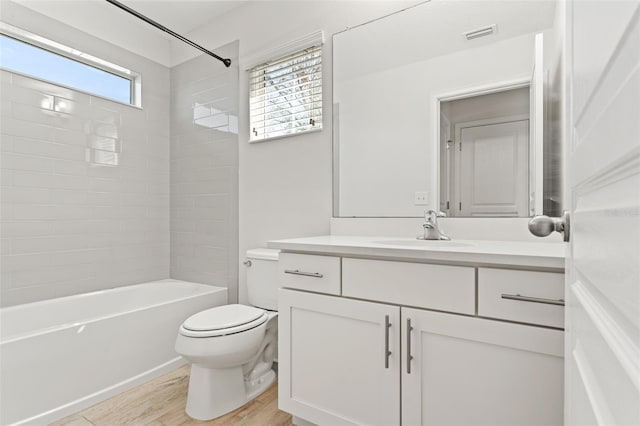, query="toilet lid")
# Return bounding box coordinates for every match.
[182,304,266,332]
